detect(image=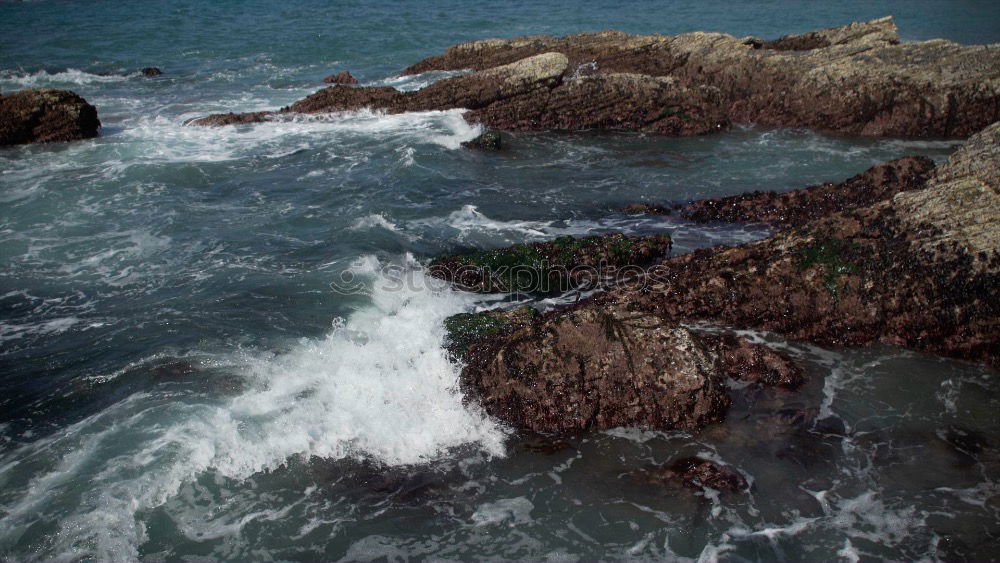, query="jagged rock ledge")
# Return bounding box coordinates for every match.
[624,155,937,228]
[1,89,101,146]
[443,121,999,435]
[193,17,1000,138]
